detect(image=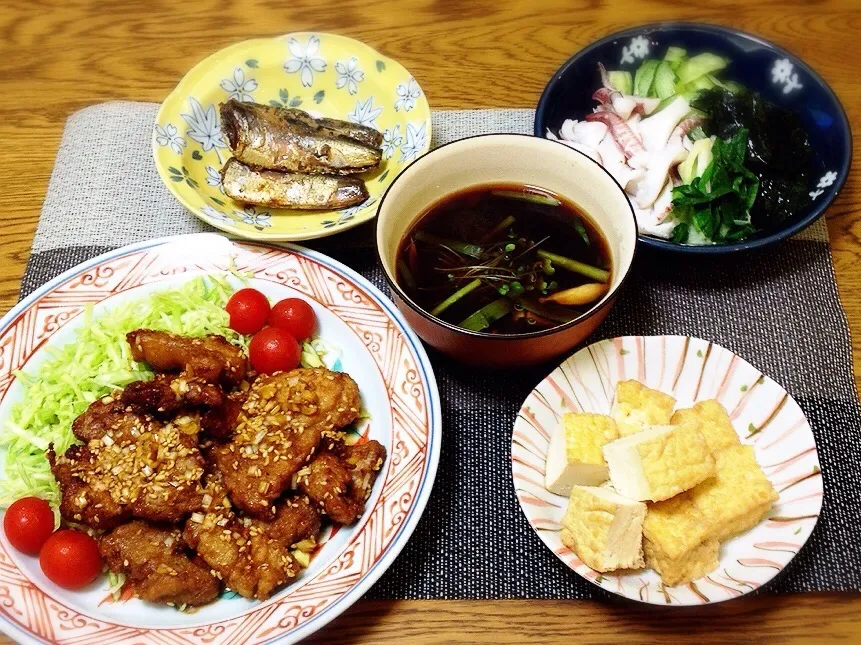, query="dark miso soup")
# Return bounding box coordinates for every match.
[396,184,612,334]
